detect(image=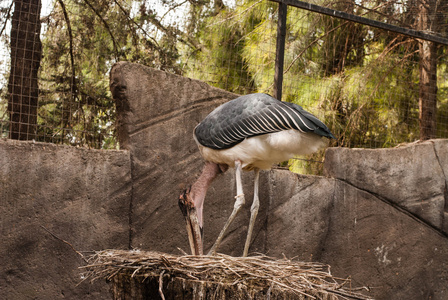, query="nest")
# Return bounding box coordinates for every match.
[81,249,372,300]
